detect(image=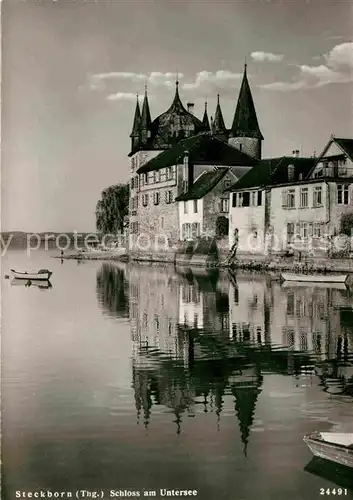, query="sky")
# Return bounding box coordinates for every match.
[1,0,353,232]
